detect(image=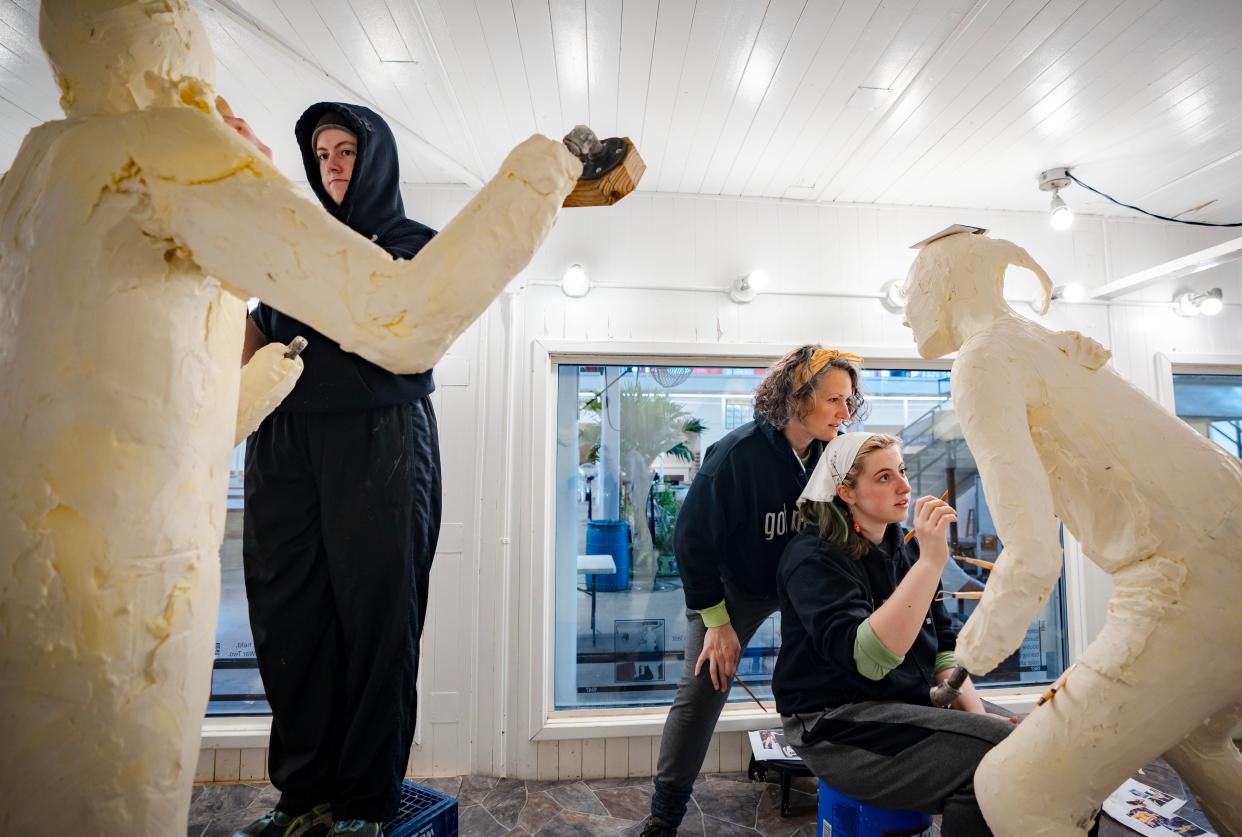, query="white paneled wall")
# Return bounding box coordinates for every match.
[199,190,1242,783]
